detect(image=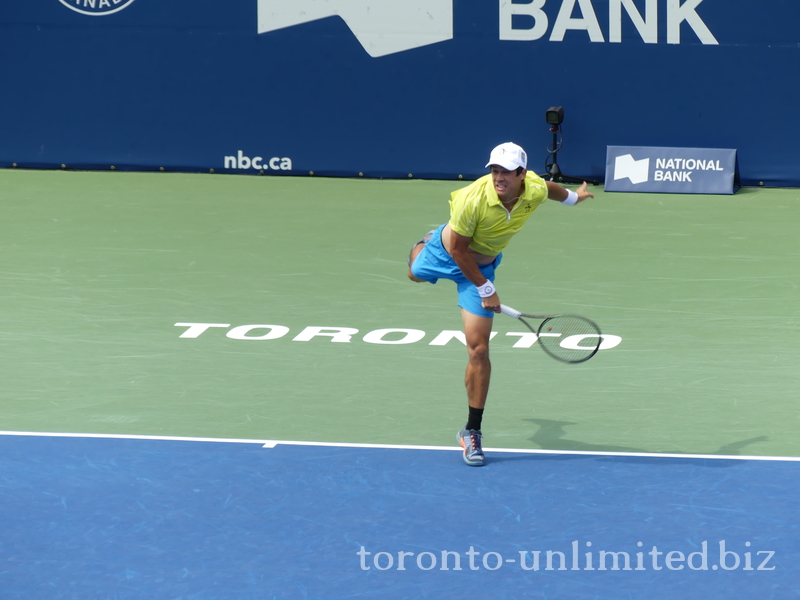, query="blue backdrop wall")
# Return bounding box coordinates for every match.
[1,0,798,186]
